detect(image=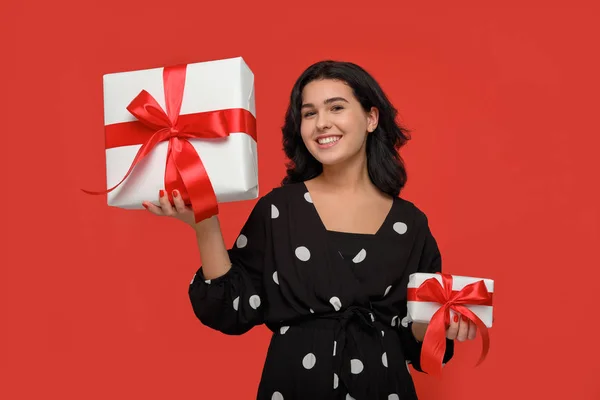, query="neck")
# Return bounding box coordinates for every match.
[318,154,373,194]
